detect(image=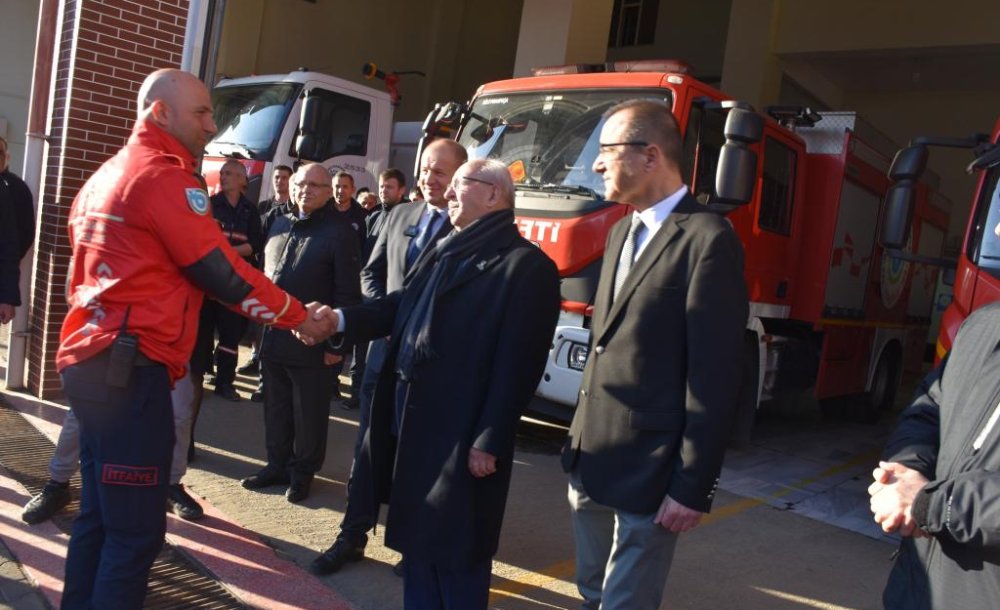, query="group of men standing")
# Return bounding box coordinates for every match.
[23,63,995,610]
[39,67,752,610]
